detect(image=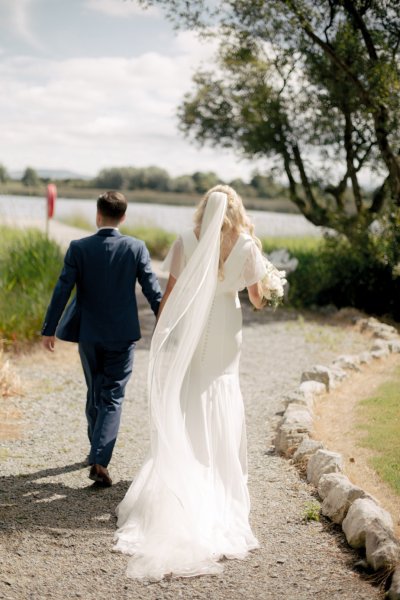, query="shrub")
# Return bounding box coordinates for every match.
[315,233,400,320]
[262,237,325,307]
[263,230,400,321]
[0,228,63,343]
